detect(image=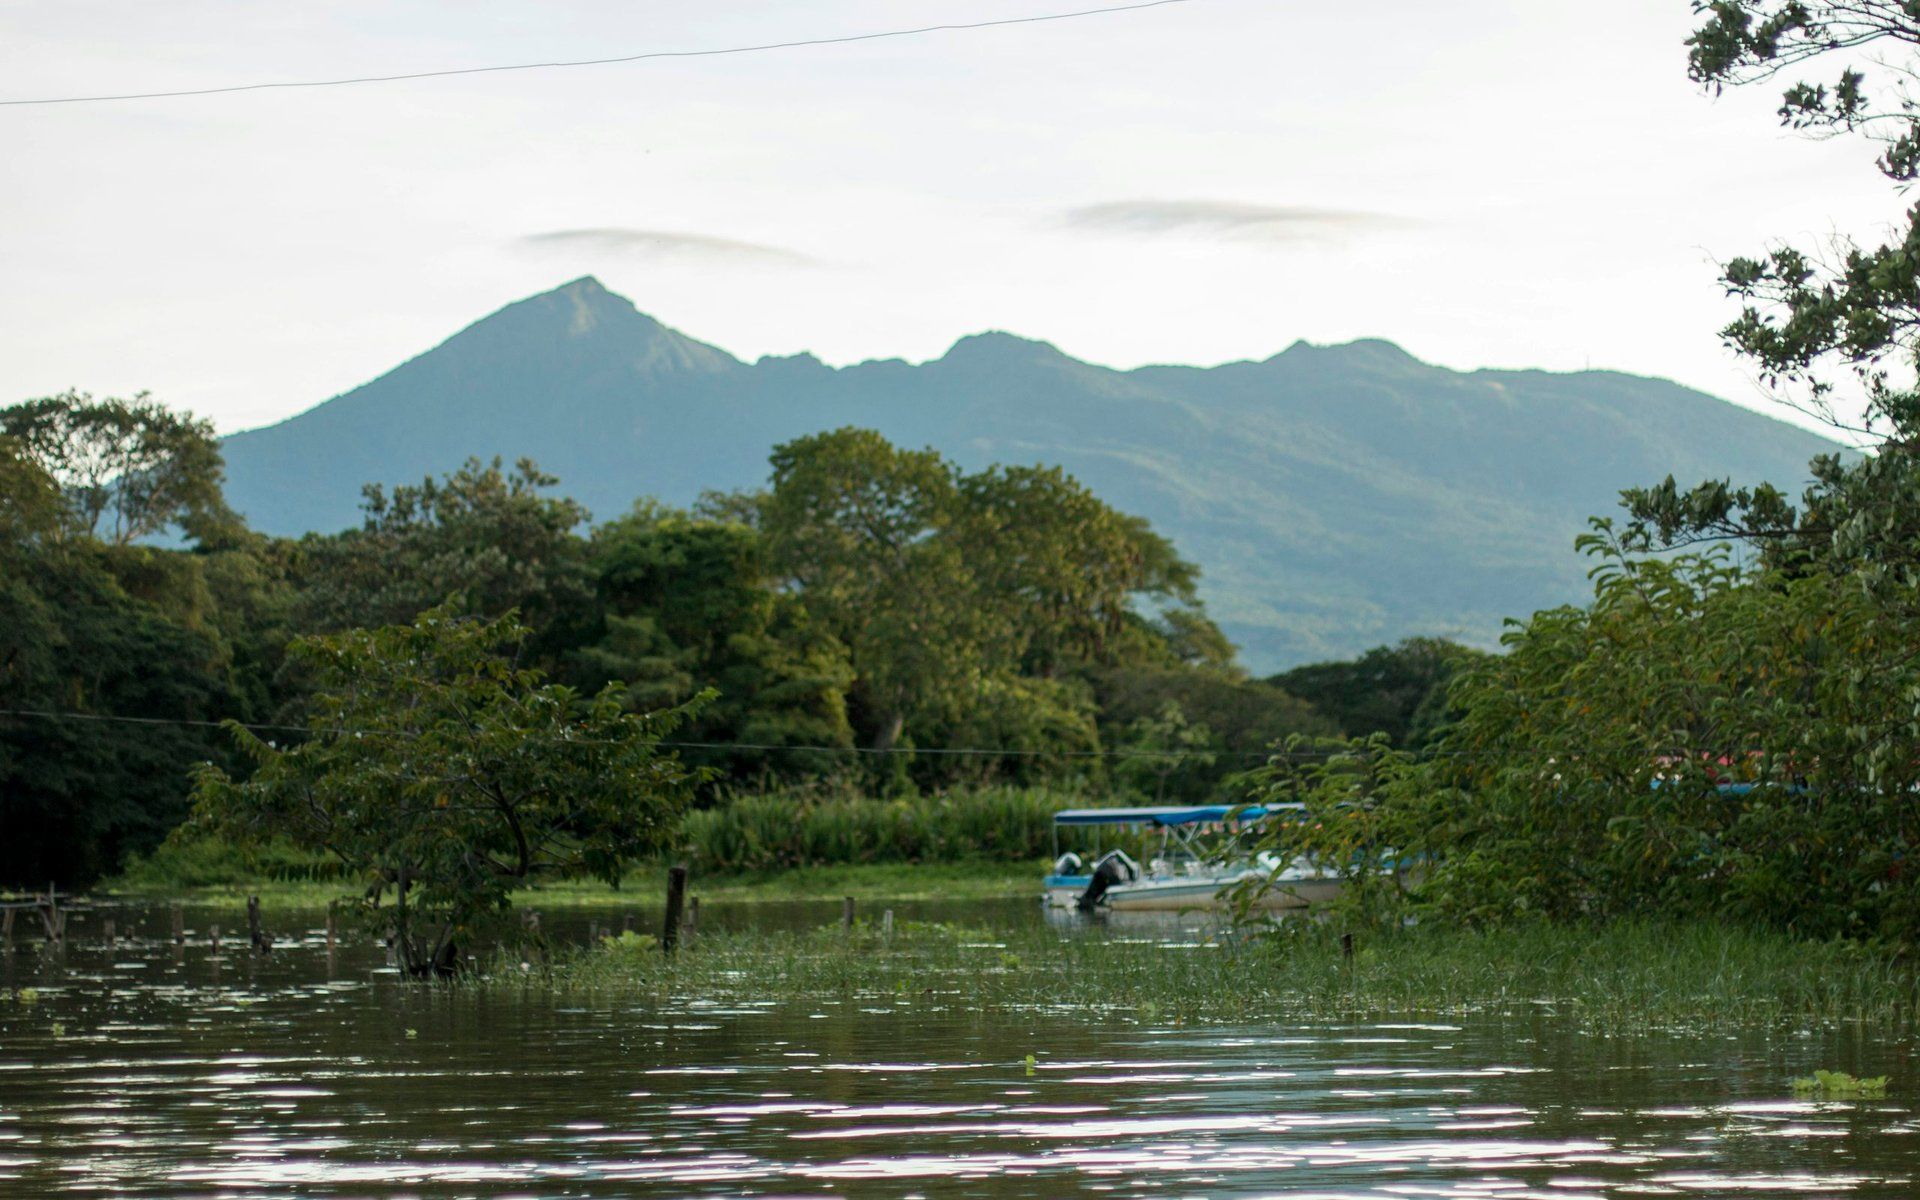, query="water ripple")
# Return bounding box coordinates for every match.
[0,902,1913,1197]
